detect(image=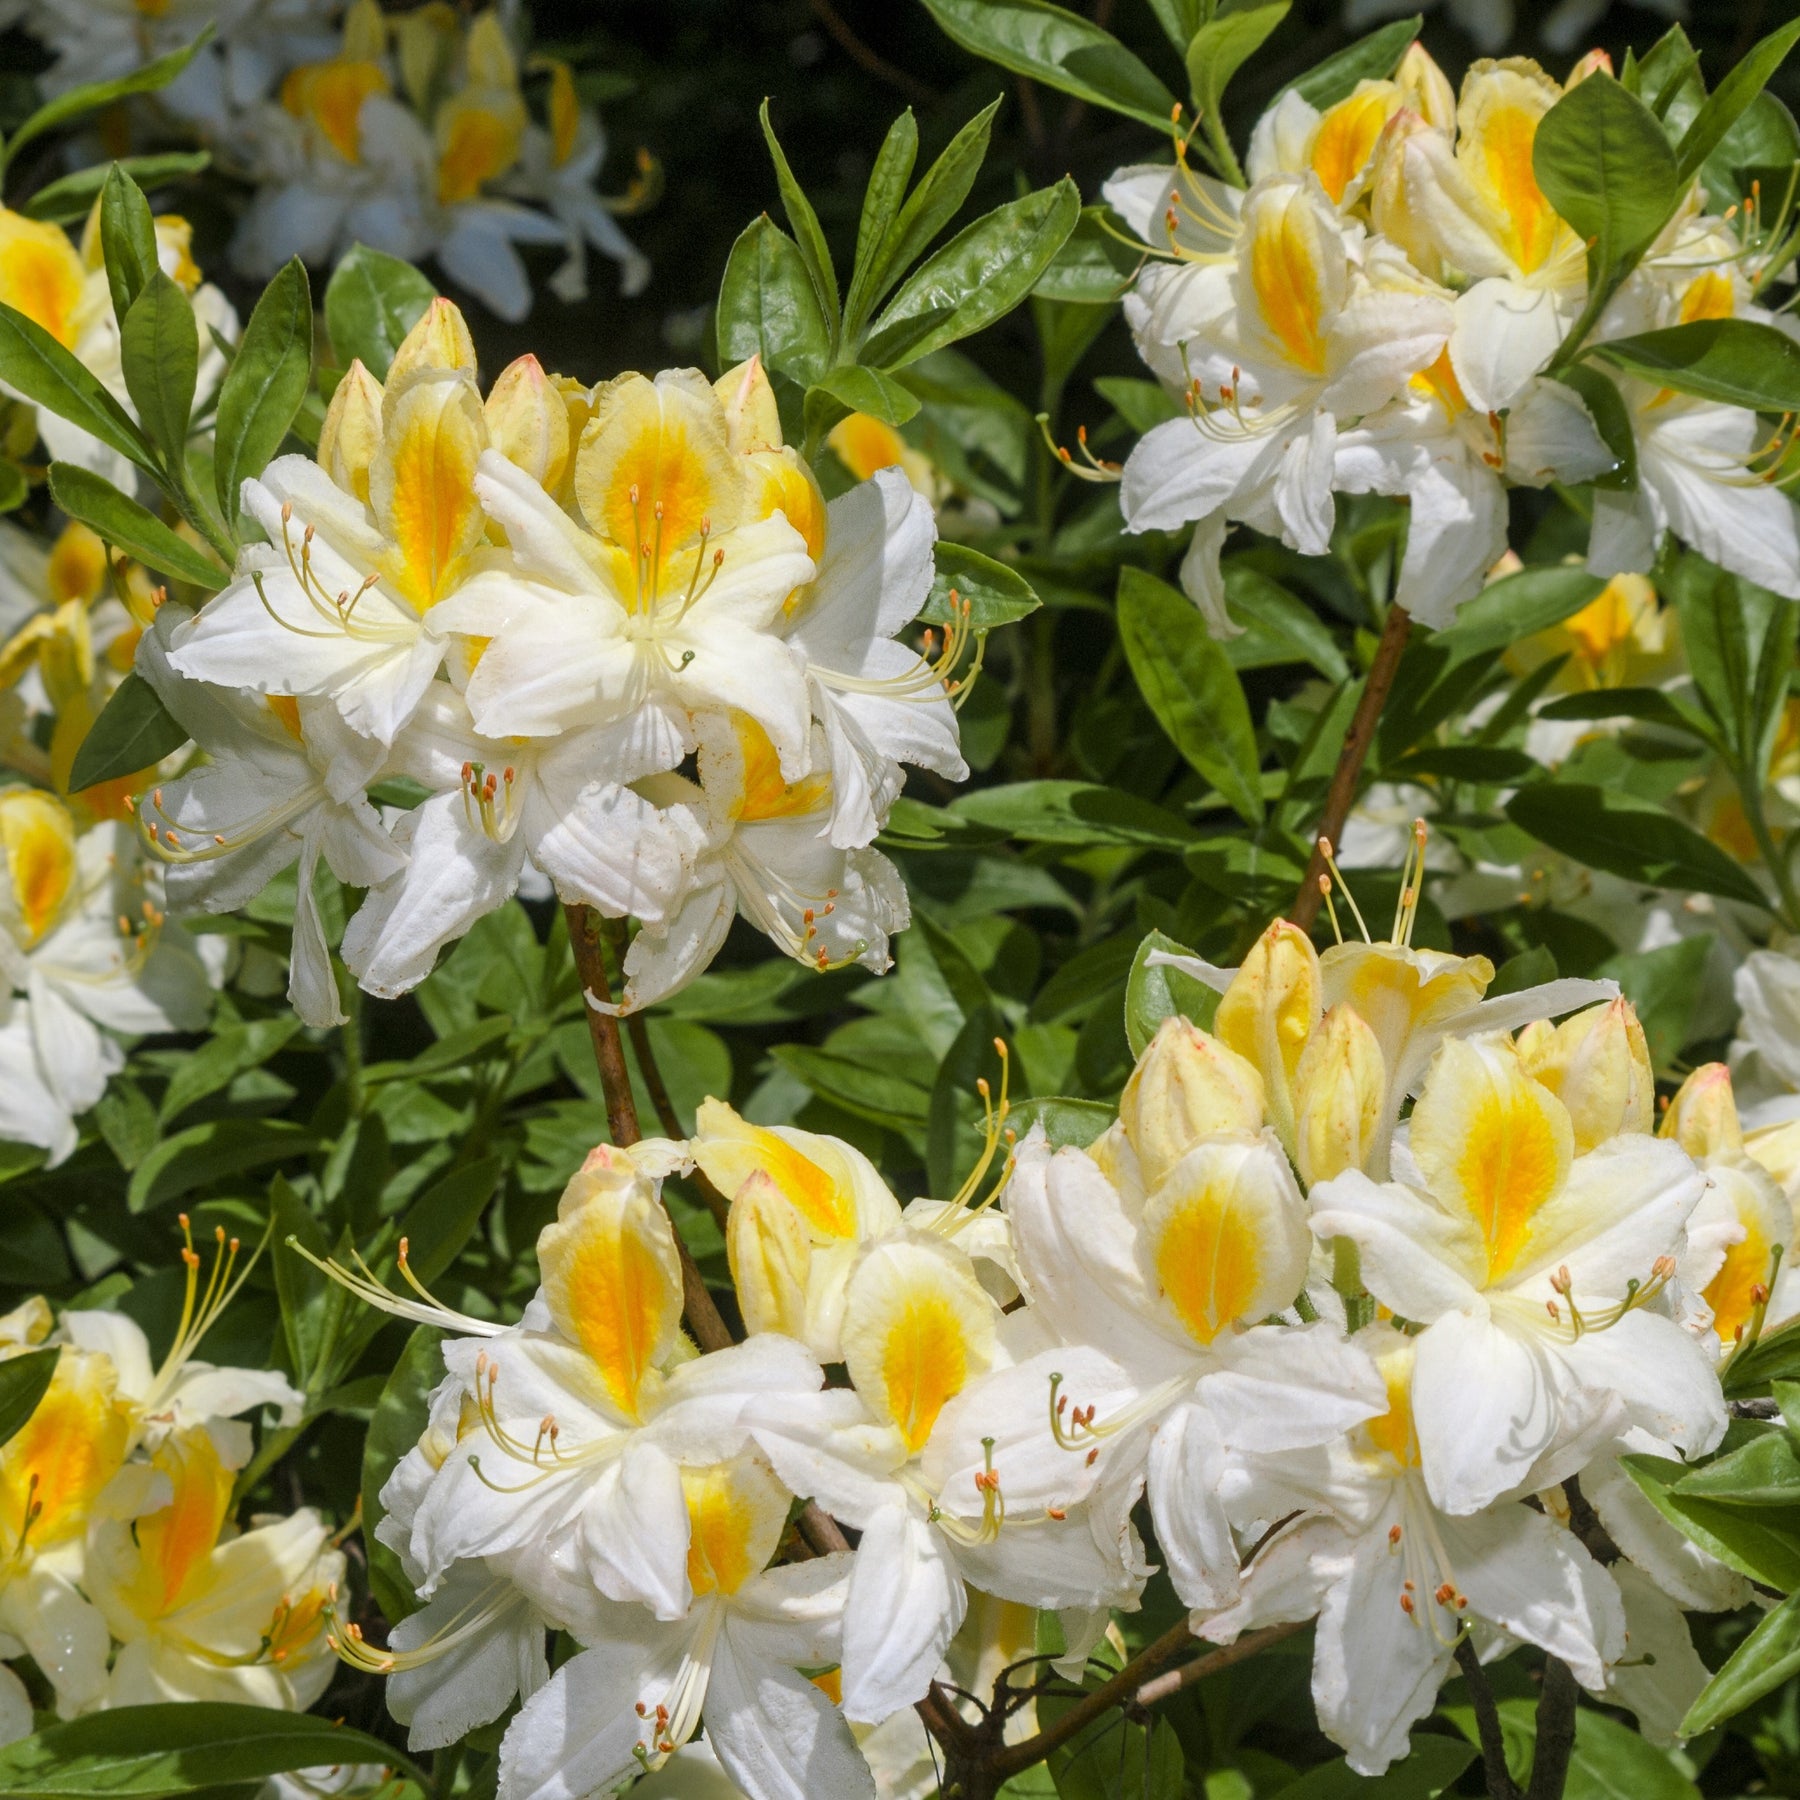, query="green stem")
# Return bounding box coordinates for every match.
[1201,109,1245,190]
